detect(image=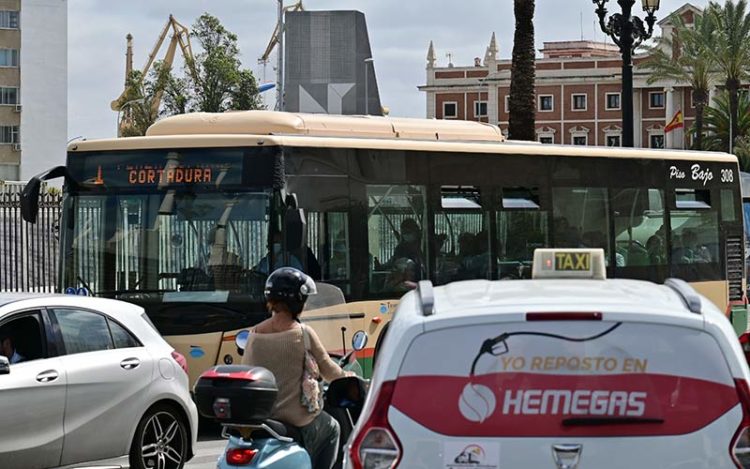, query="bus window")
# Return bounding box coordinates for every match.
[367,185,427,294]
[433,186,491,285]
[552,187,610,259]
[612,188,667,269]
[496,188,548,279]
[721,189,737,222]
[671,209,719,266]
[670,188,720,280]
[308,211,351,293]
